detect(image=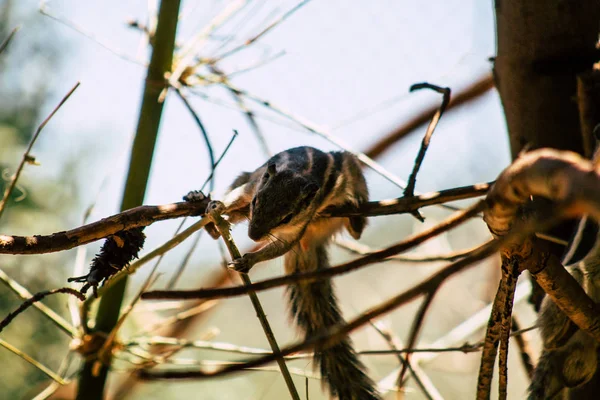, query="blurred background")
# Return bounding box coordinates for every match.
[0,1,537,399]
